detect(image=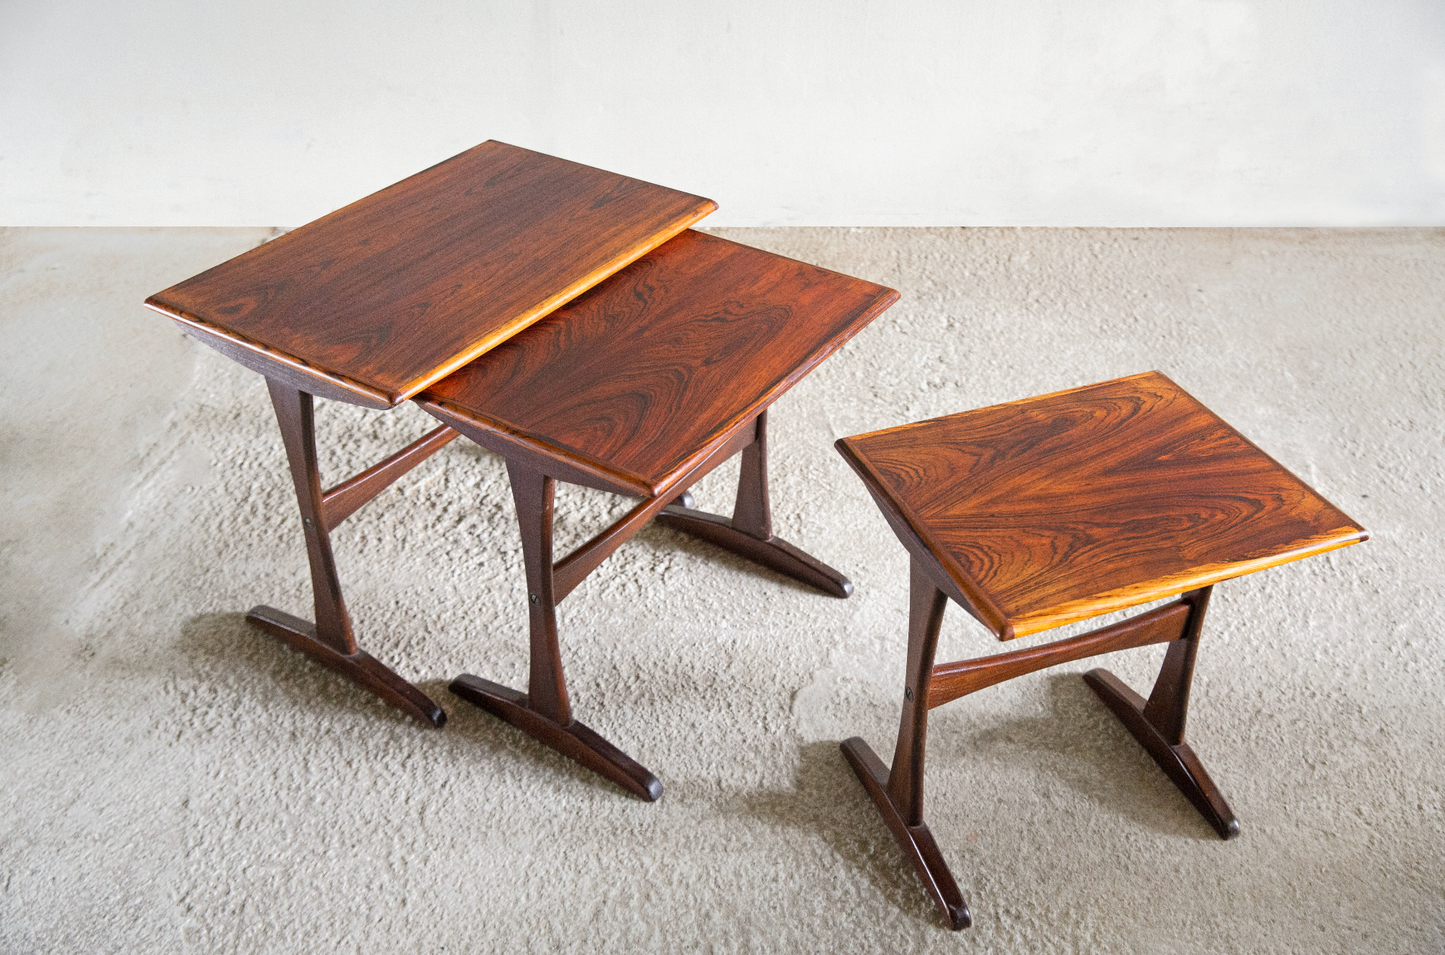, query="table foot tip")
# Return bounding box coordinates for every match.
[448,673,662,802]
[839,737,971,930]
[244,605,447,728]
